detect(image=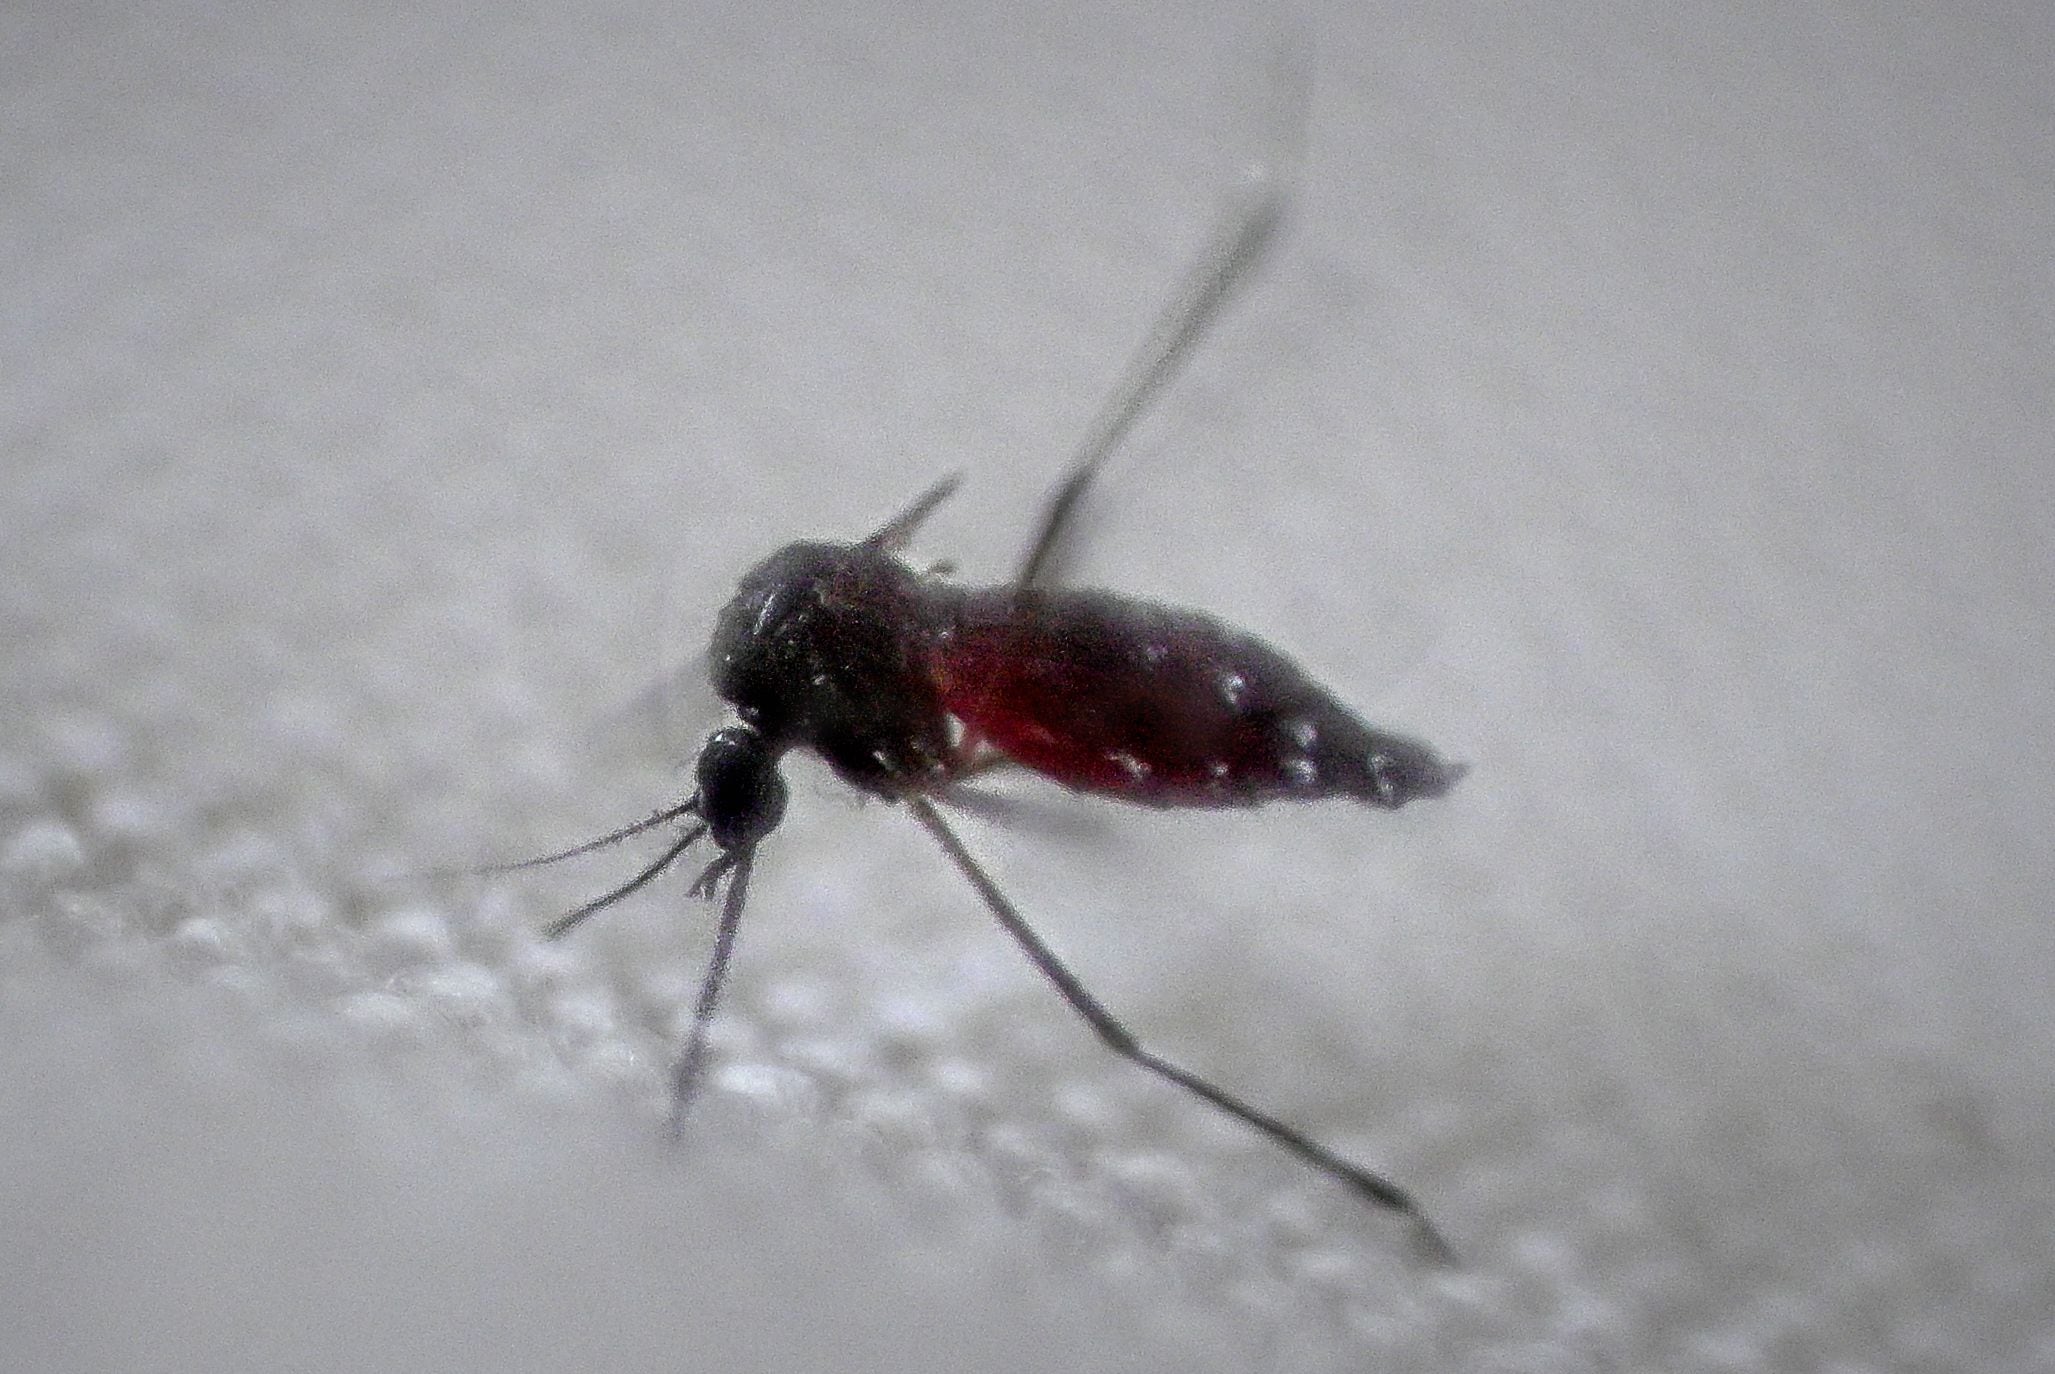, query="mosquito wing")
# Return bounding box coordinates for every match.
[933,587,1460,810]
